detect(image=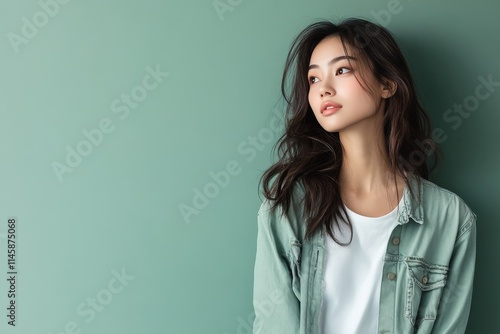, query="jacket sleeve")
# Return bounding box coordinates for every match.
[432,210,477,333]
[252,200,300,334]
